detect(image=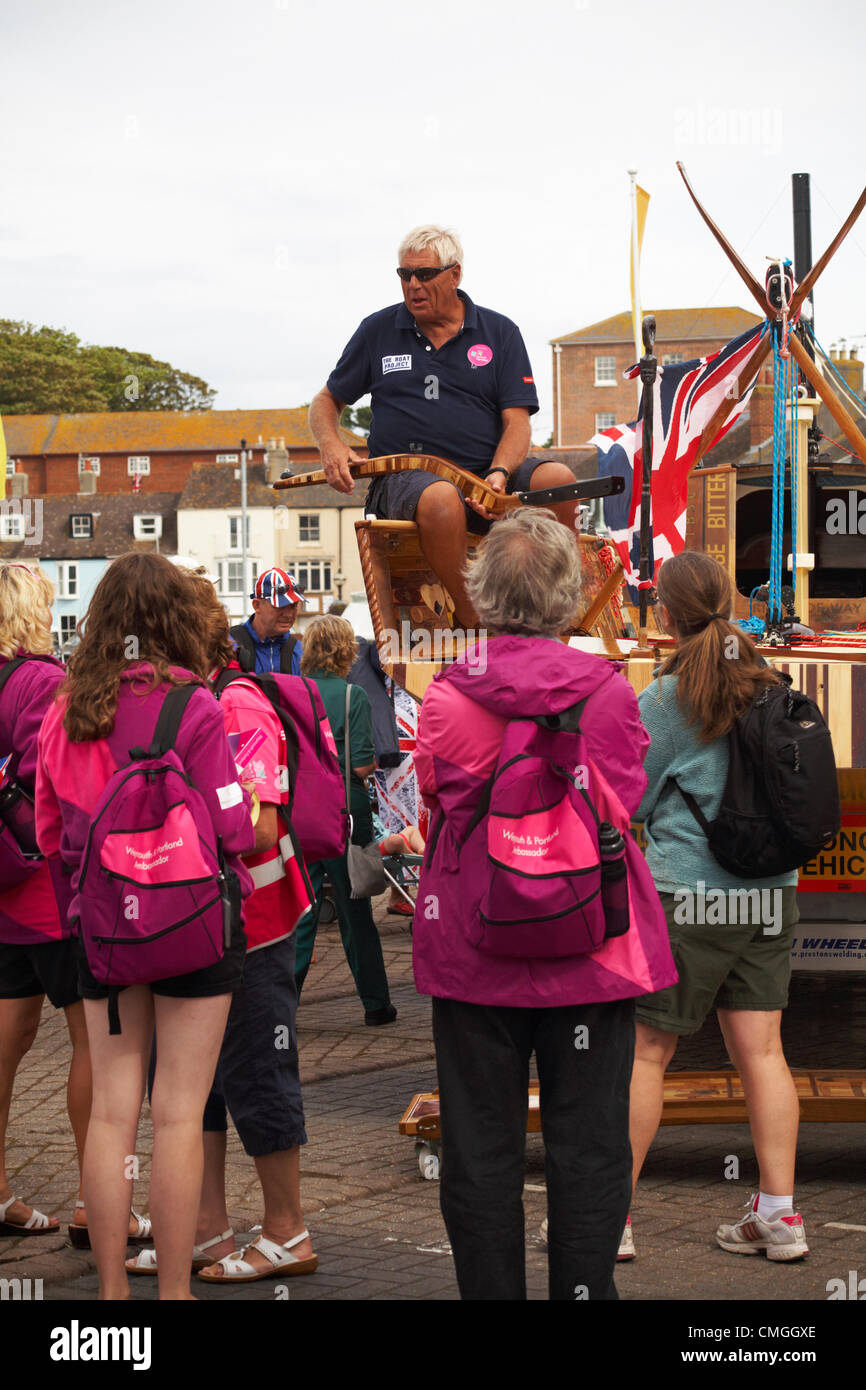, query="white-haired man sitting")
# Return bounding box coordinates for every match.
[310,224,578,628]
